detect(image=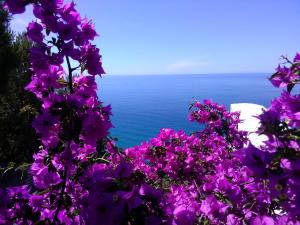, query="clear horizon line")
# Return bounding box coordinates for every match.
[103,72,271,76]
